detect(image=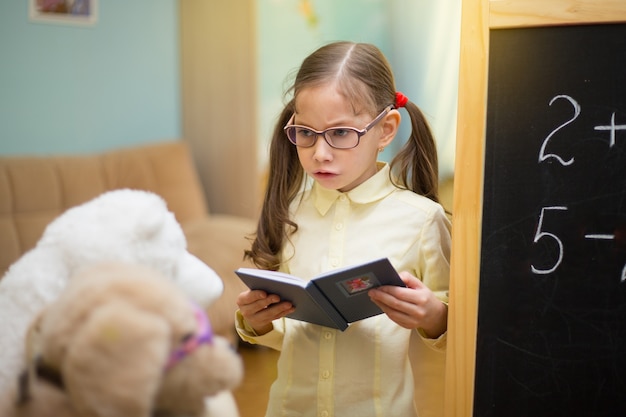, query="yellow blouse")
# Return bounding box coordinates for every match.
[236,163,451,417]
